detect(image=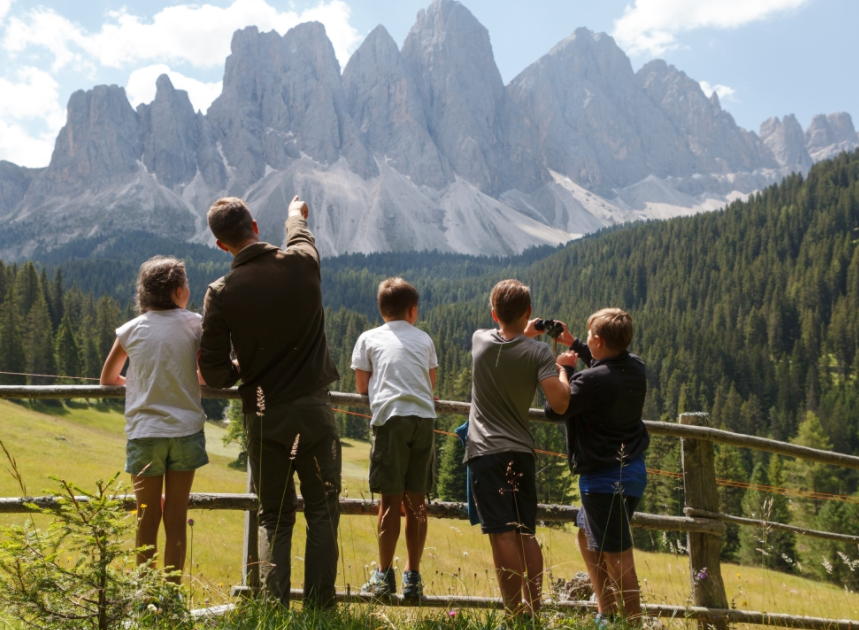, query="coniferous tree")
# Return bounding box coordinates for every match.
[738,462,770,567]
[765,455,796,571]
[785,411,840,572]
[0,287,26,385]
[24,293,57,385]
[14,261,41,317]
[55,313,81,380]
[50,268,64,330]
[40,268,55,330]
[95,295,121,362]
[714,442,746,561]
[0,260,7,311]
[804,495,859,587]
[436,433,467,502]
[81,331,102,380]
